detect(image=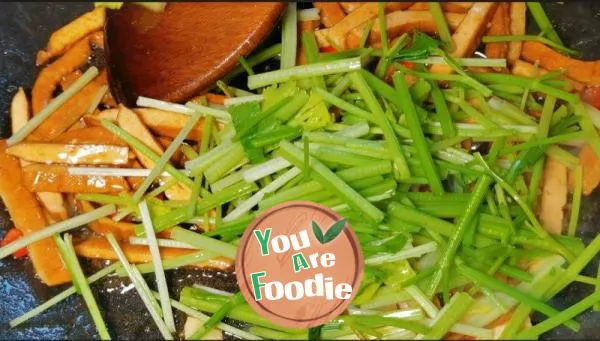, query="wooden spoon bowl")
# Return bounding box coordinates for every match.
[105,2,285,105]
